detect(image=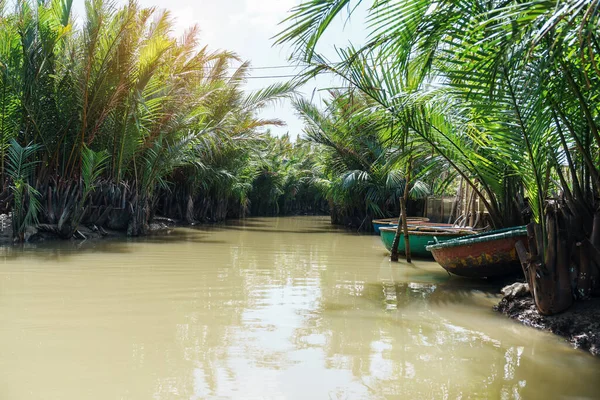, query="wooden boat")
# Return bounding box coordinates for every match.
[379,226,475,258]
[372,217,431,233]
[425,226,528,278]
